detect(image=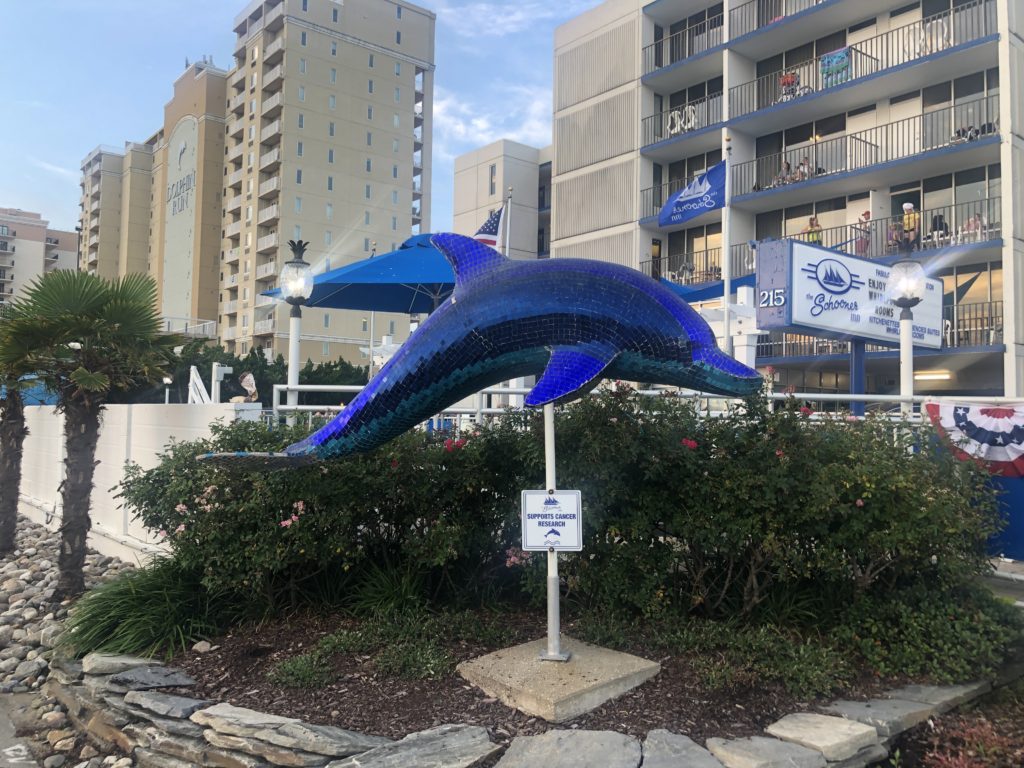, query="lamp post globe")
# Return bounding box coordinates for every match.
[283,239,313,425]
[890,258,926,418]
